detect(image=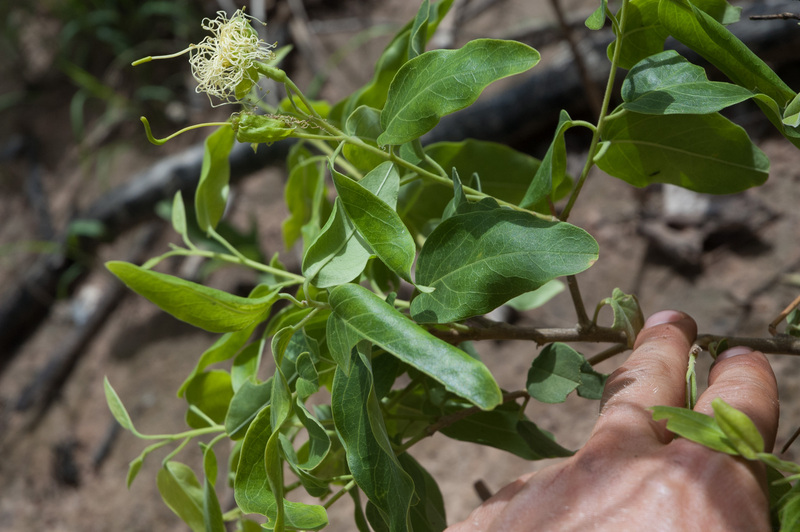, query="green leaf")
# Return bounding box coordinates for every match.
[600,288,645,347]
[292,399,331,470]
[157,461,206,532]
[107,261,278,333]
[658,0,794,106]
[622,50,756,115]
[333,0,454,122]
[378,39,540,145]
[178,326,257,397]
[651,405,737,454]
[585,0,608,30]
[231,339,266,391]
[328,283,502,410]
[398,453,447,532]
[331,163,416,284]
[195,125,235,233]
[505,280,565,311]
[577,360,607,400]
[304,162,401,287]
[103,377,134,432]
[786,309,800,338]
[171,191,188,238]
[441,401,573,460]
[127,455,144,488]
[343,106,386,172]
[200,445,225,532]
[778,484,800,532]
[711,397,764,460]
[332,346,415,532]
[234,407,328,529]
[527,343,586,403]
[184,370,234,428]
[224,377,272,440]
[282,154,328,249]
[595,110,769,194]
[521,110,574,209]
[411,208,598,323]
